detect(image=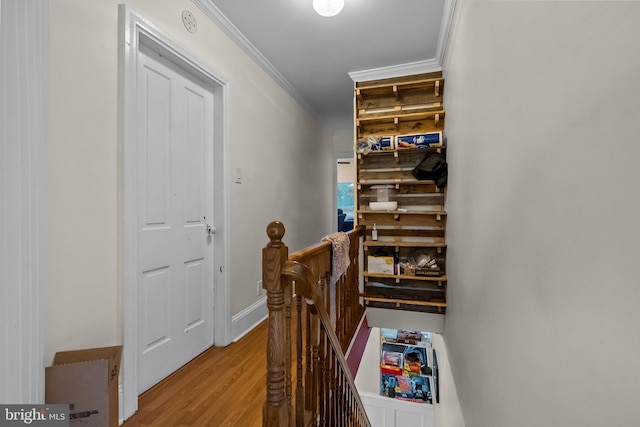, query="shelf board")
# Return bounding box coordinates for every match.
[364,272,447,283]
[357,119,445,139]
[358,104,442,120]
[363,241,447,248]
[358,210,447,216]
[362,229,446,241]
[358,178,439,186]
[358,146,445,158]
[358,210,447,226]
[356,110,445,126]
[356,77,444,92]
[363,295,447,309]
